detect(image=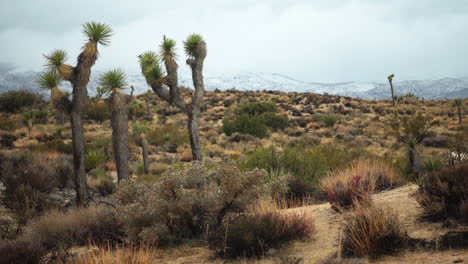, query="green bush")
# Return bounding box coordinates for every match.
[85,150,108,170]
[236,101,276,116]
[243,143,373,198]
[22,109,49,125]
[147,124,188,146]
[318,114,339,127]
[222,102,288,138]
[0,90,43,113]
[223,114,268,138]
